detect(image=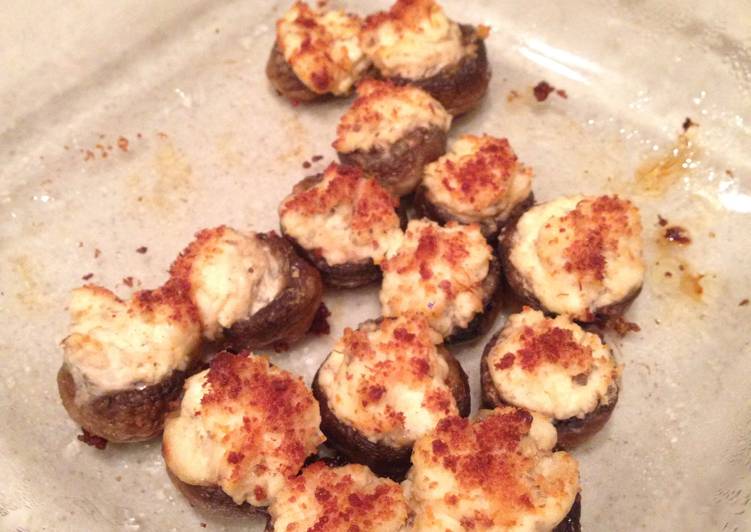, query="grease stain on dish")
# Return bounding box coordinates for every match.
[649,224,709,305]
[633,129,700,196]
[277,114,310,163]
[128,137,194,211]
[215,132,245,169]
[9,255,48,312]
